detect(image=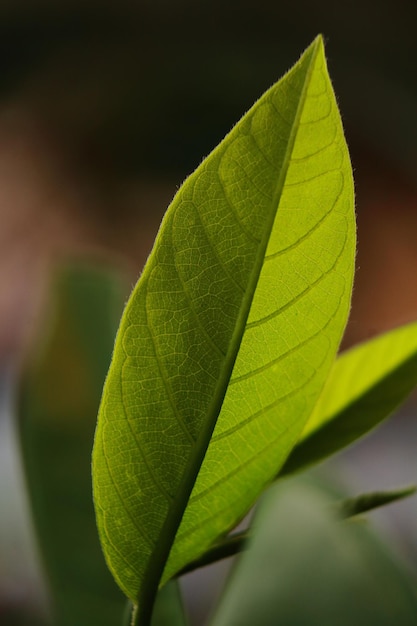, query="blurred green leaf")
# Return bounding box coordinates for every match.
[211,480,417,626]
[337,486,417,519]
[18,264,127,626]
[150,581,188,626]
[283,320,417,474]
[93,35,355,620]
